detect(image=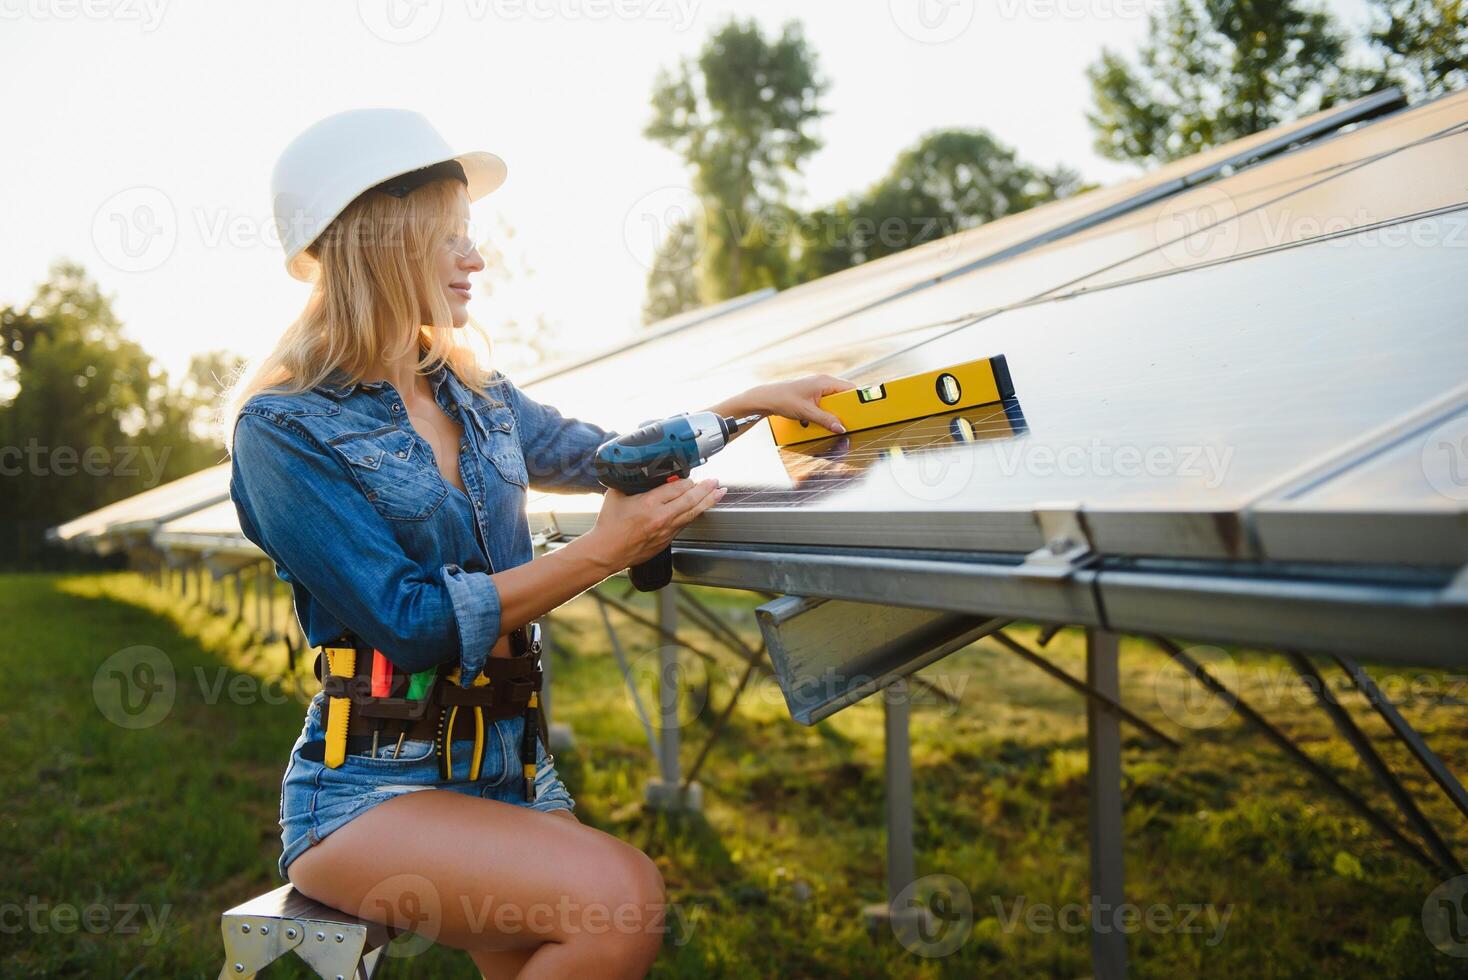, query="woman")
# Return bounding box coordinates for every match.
[221,108,852,978]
